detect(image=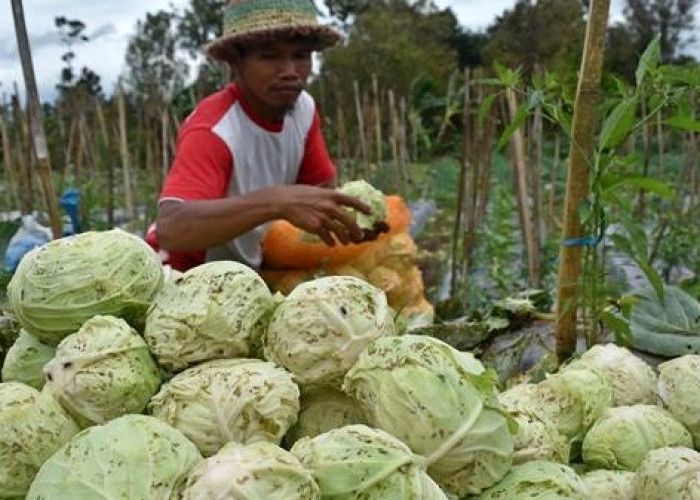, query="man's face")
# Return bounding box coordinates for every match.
[234,38,314,118]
